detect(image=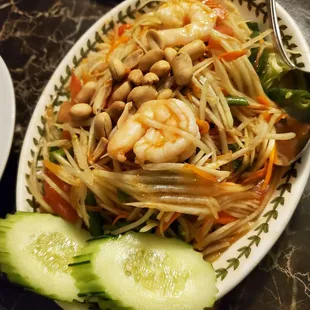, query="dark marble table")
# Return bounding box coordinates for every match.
[0,0,309,309]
